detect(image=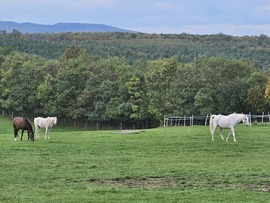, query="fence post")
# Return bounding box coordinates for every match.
[164,116,166,127]
[249,112,252,126]
[205,114,208,126]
